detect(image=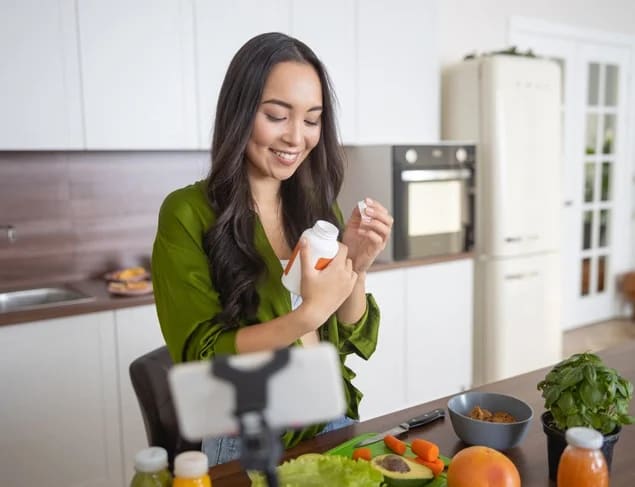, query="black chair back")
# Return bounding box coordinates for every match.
[129,346,202,467]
